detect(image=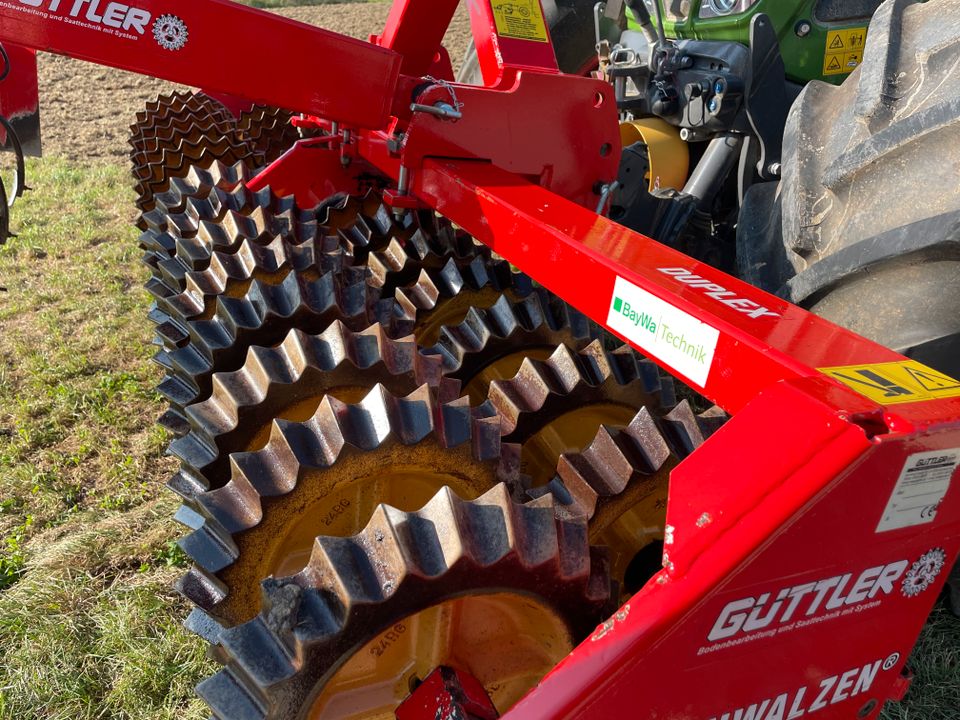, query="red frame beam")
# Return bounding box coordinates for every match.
[417,159,917,414]
[379,0,460,77]
[0,0,401,128]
